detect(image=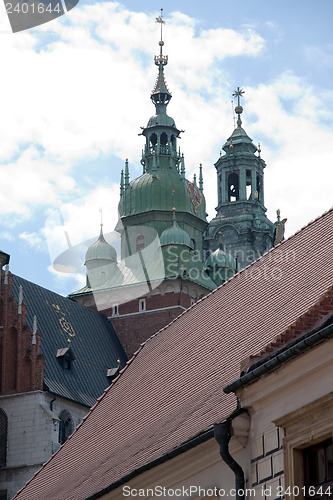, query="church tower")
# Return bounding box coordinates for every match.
[71,12,219,357]
[205,88,276,268]
[118,19,207,263]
